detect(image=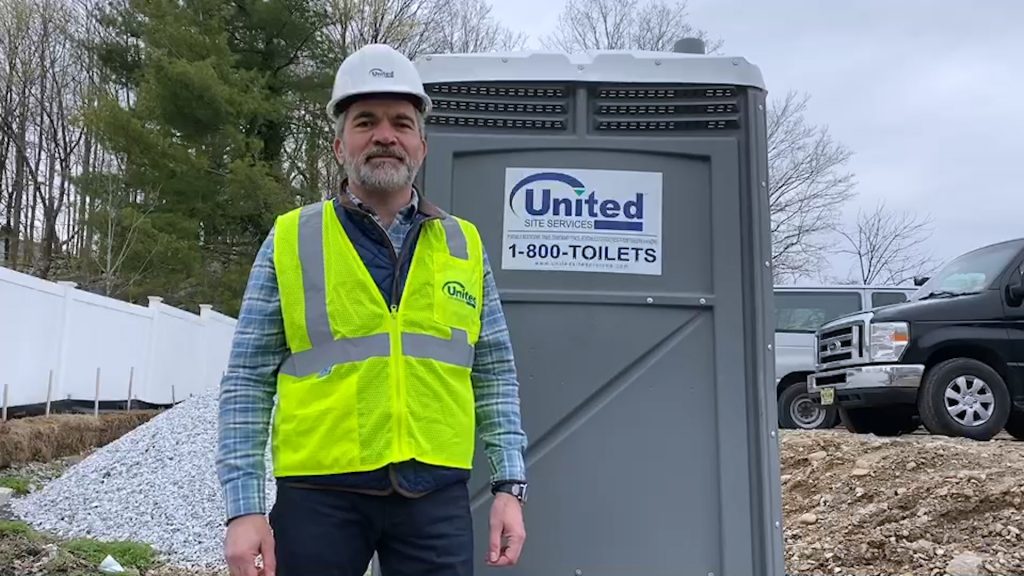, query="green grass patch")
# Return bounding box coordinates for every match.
[63,537,157,571]
[0,522,158,574]
[0,474,33,495]
[0,519,34,538]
